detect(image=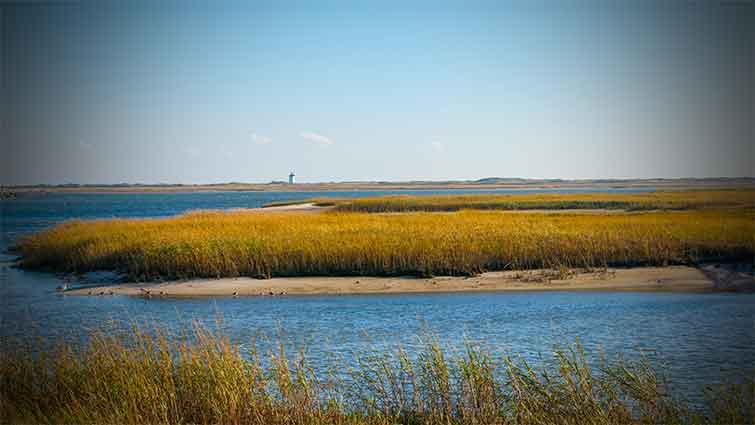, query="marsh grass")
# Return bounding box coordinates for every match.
[2,325,752,424]
[315,190,755,213]
[16,209,754,280]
